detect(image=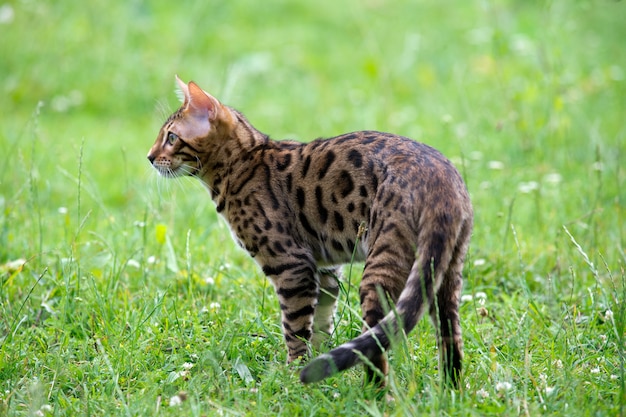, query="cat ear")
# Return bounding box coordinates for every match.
[175,75,189,104]
[186,81,220,121]
[173,76,225,137]
[175,75,222,121]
